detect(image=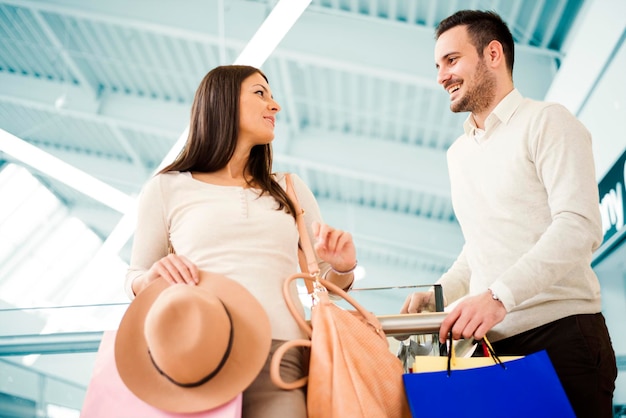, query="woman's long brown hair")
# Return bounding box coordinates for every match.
[160,65,297,219]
